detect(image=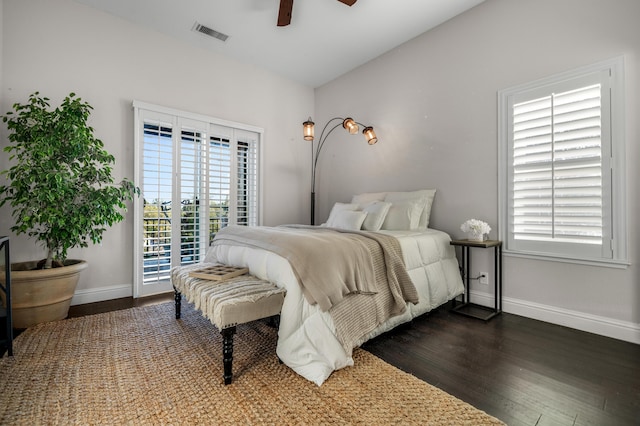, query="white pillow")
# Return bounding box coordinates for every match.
[384,189,436,229]
[351,192,387,208]
[381,197,424,230]
[417,189,436,229]
[326,210,367,230]
[361,201,392,231]
[326,202,359,225]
